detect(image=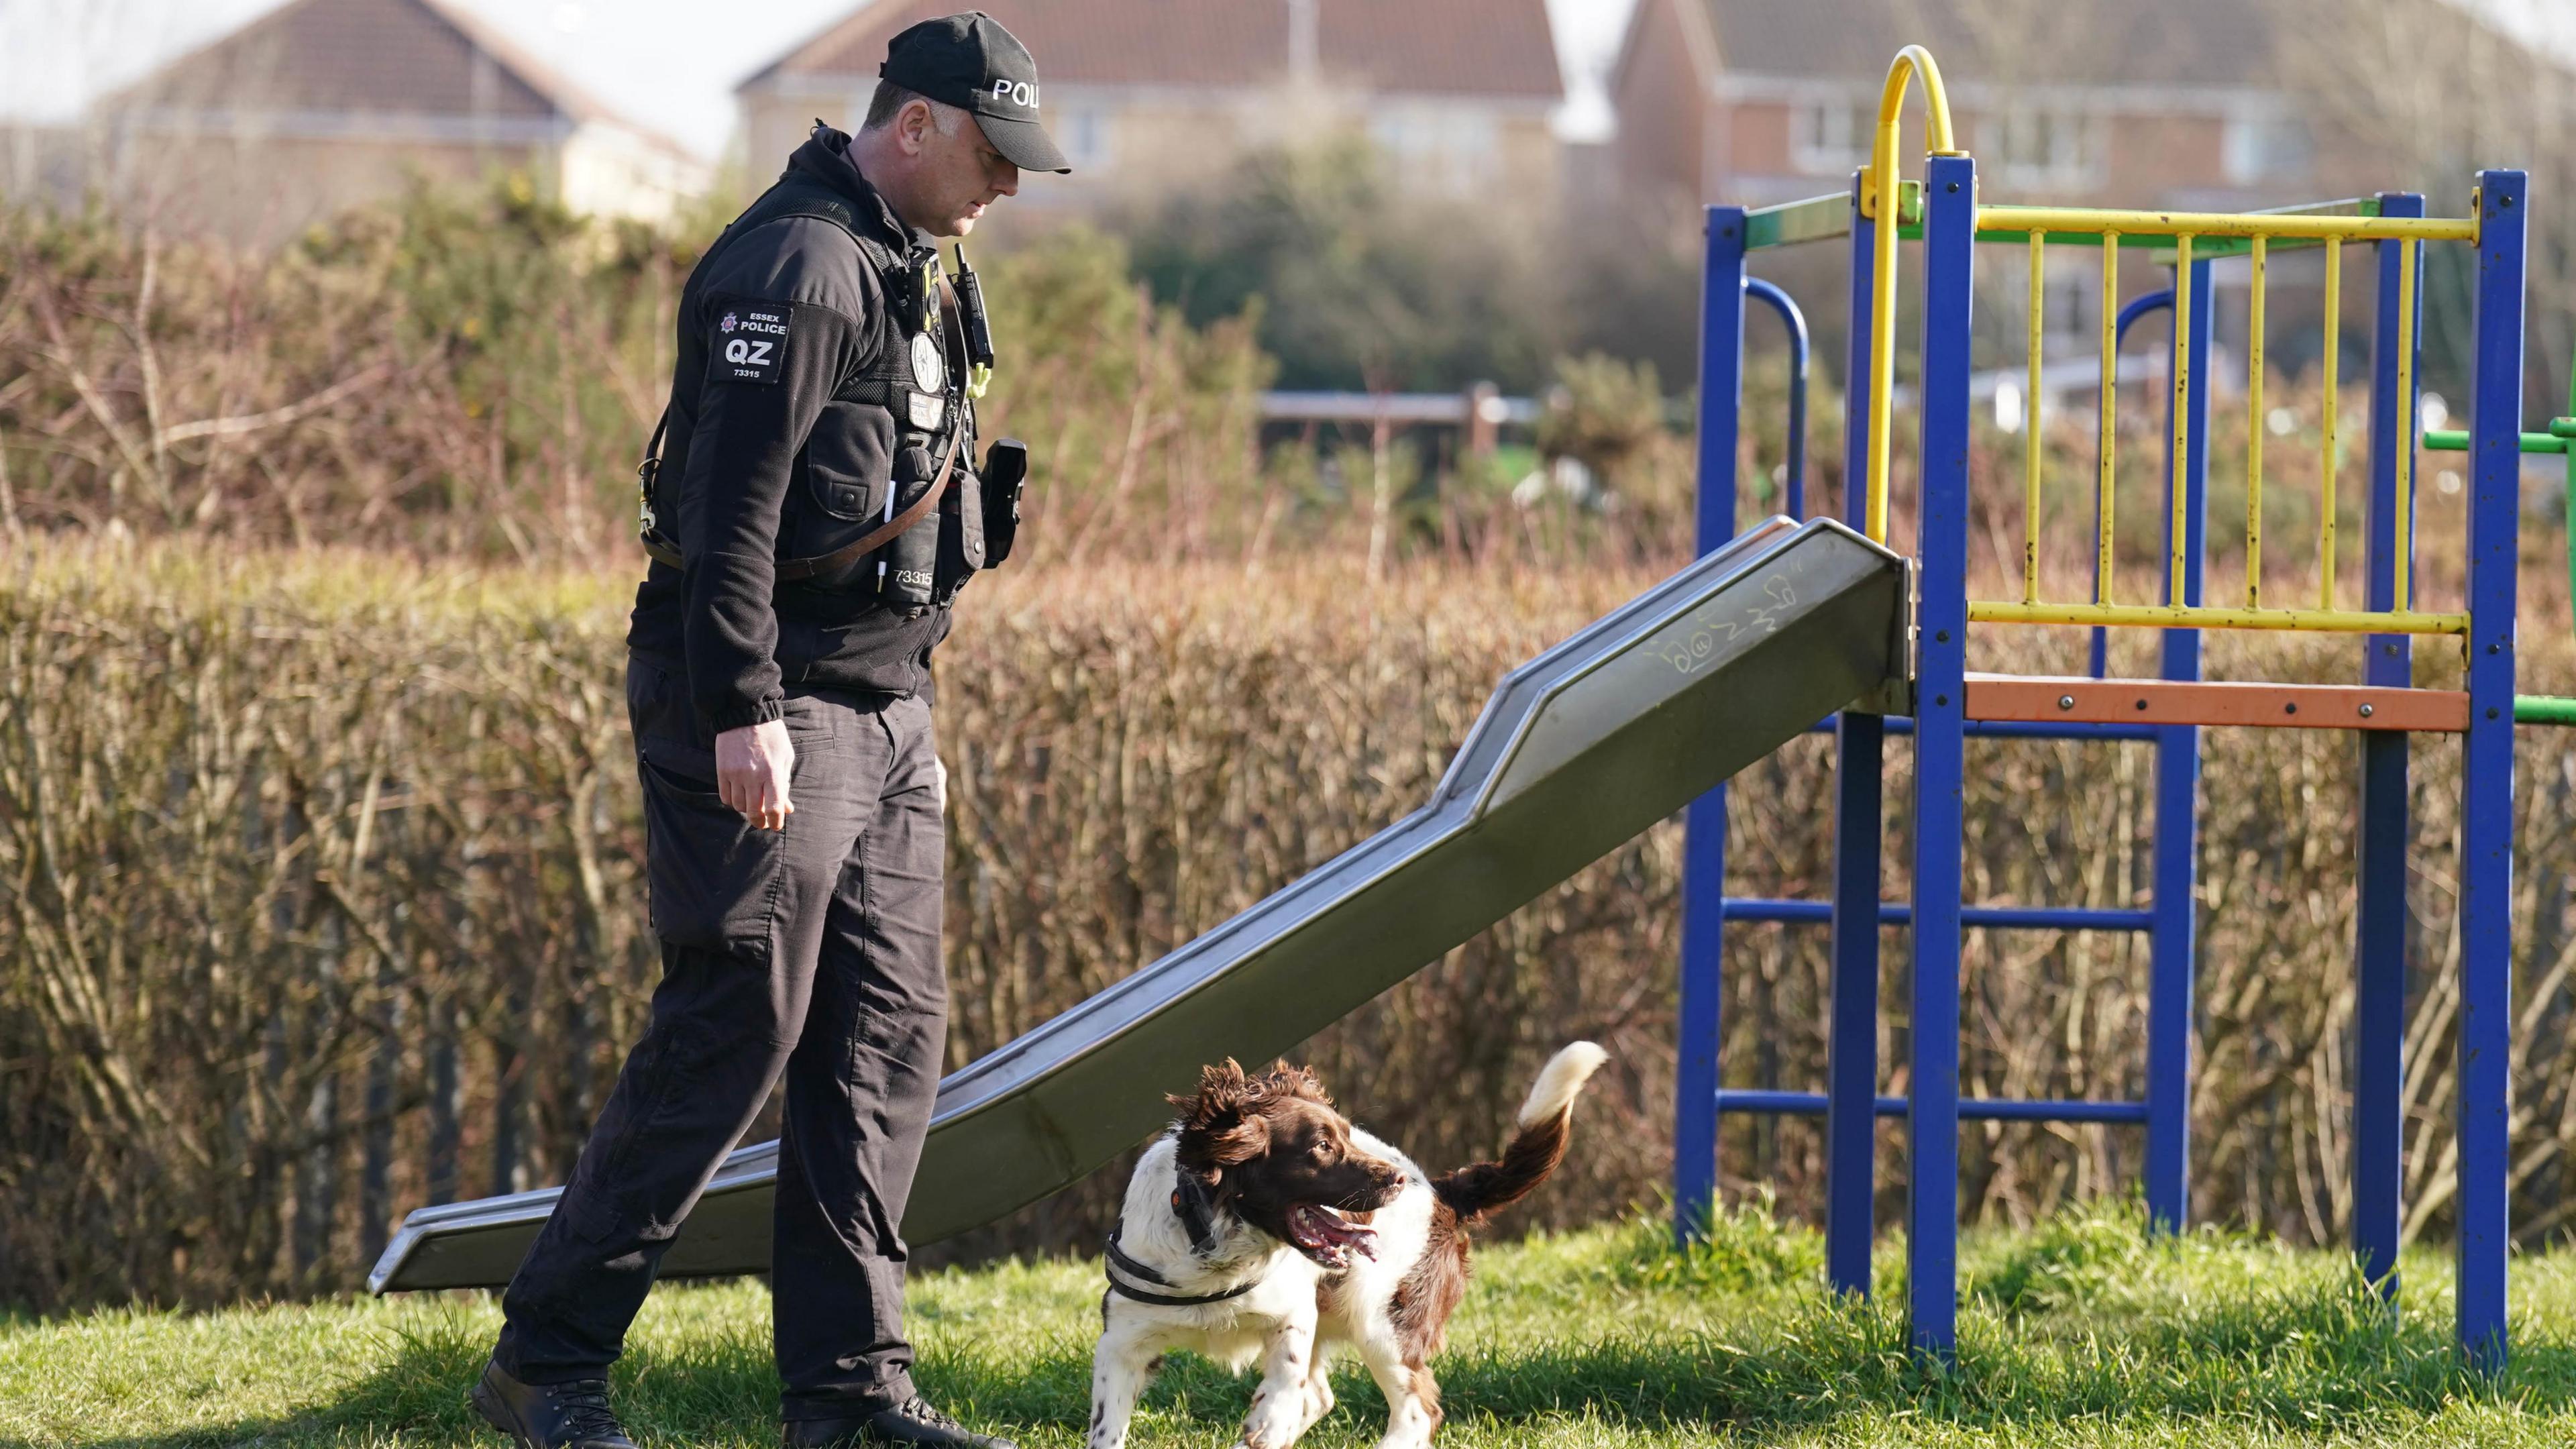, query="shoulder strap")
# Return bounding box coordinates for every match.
[769,409,959,582]
[638,408,681,568]
[769,271,973,583]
